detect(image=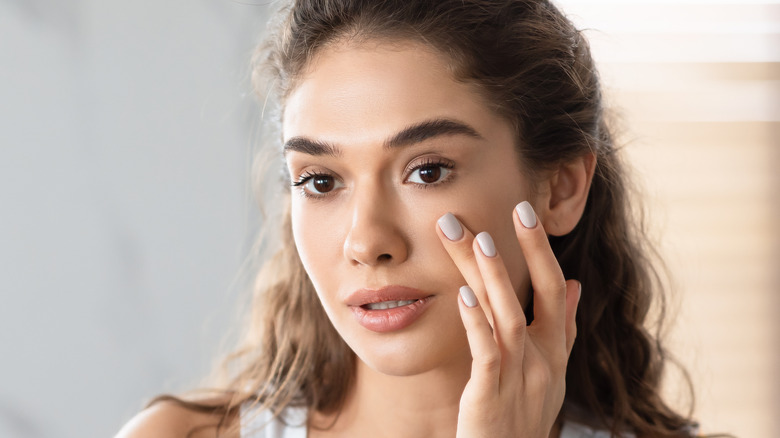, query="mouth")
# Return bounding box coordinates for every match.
[346,286,435,333]
[345,285,432,307]
[361,299,418,310]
